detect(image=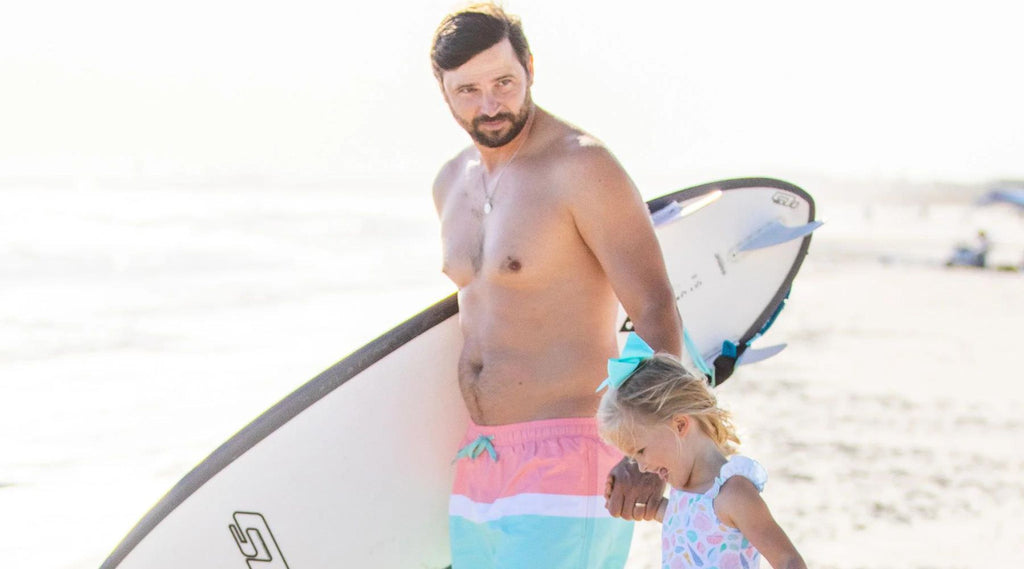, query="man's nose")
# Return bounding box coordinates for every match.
[481,90,502,115]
